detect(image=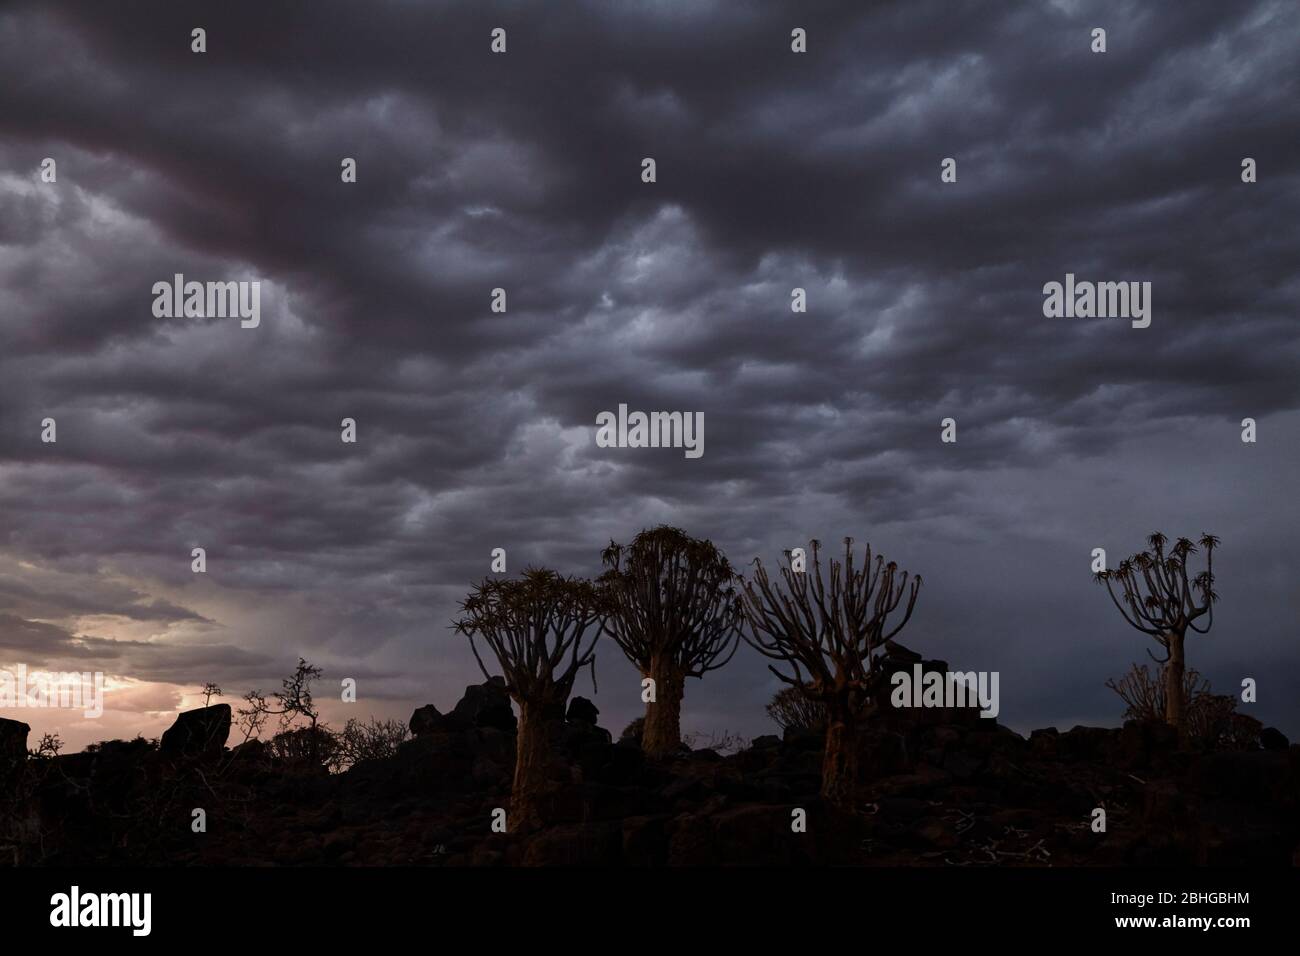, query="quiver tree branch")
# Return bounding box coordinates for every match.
[452,567,605,831]
[739,538,921,808]
[1094,532,1218,734]
[599,526,742,756]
